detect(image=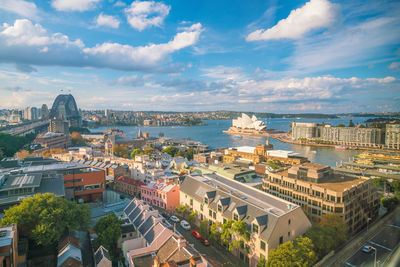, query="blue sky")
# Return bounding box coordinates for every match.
[0,0,399,113]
